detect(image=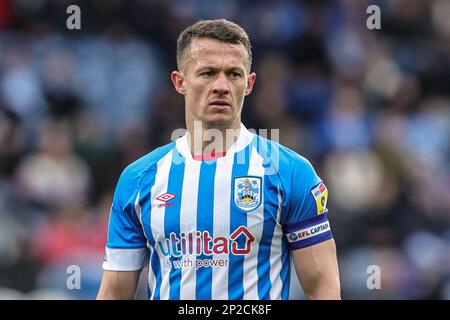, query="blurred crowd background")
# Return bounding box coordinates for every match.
[0,0,449,299]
